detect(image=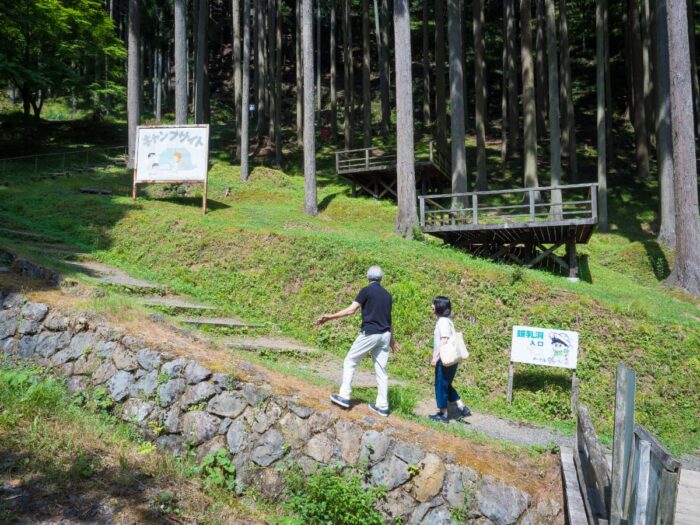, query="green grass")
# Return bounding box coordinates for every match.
[1,120,699,456]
